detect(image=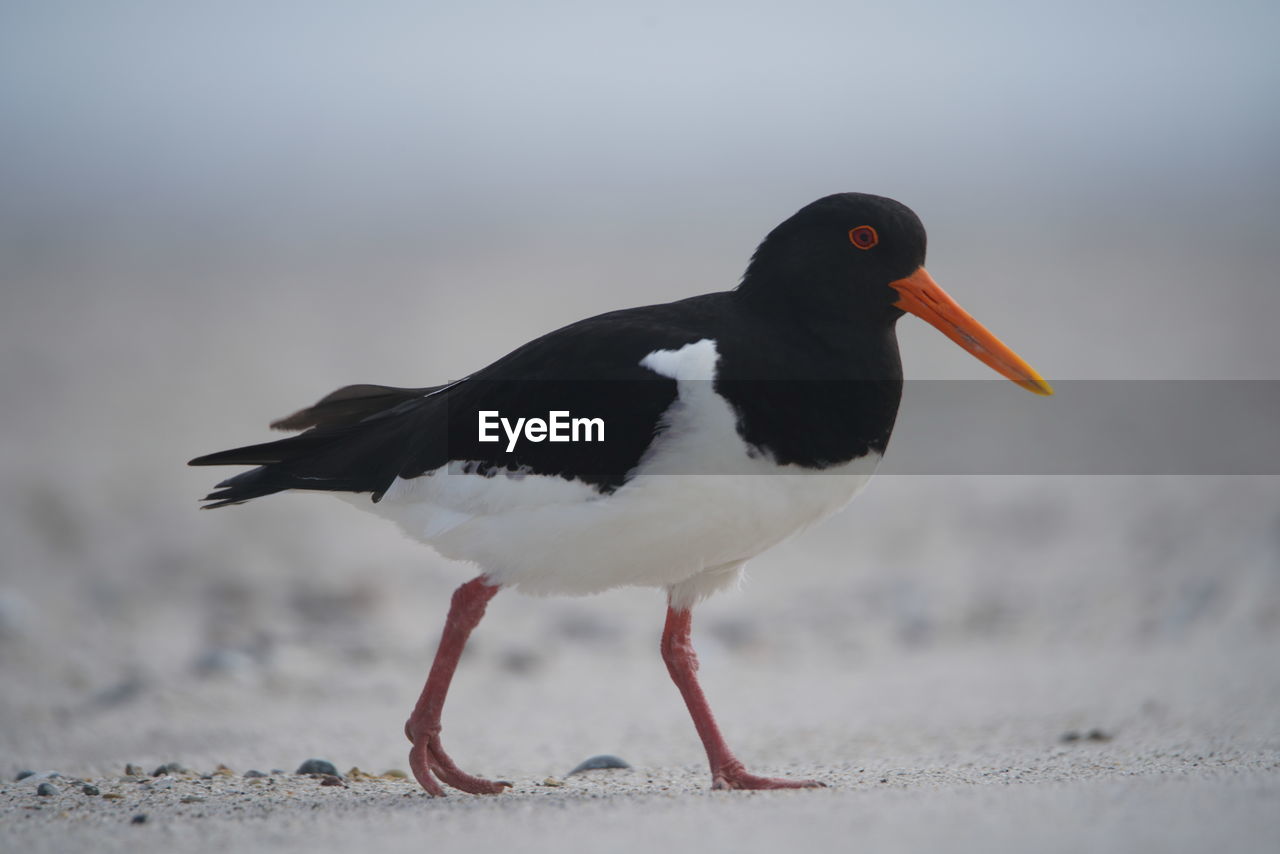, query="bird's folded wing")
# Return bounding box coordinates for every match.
[190,302,720,506]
